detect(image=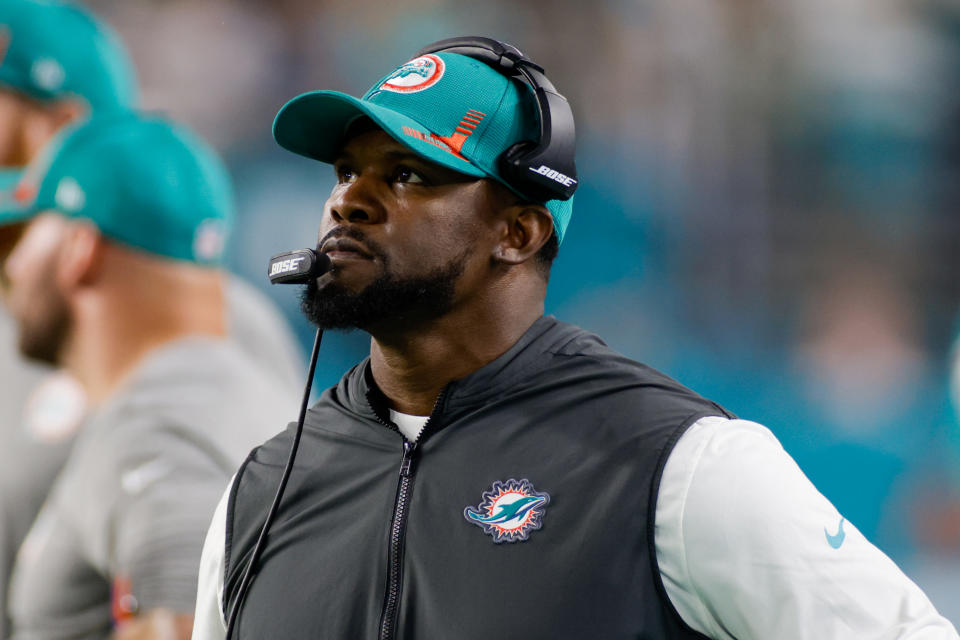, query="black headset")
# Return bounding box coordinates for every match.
[226,37,575,638]
[415,36,579,203]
